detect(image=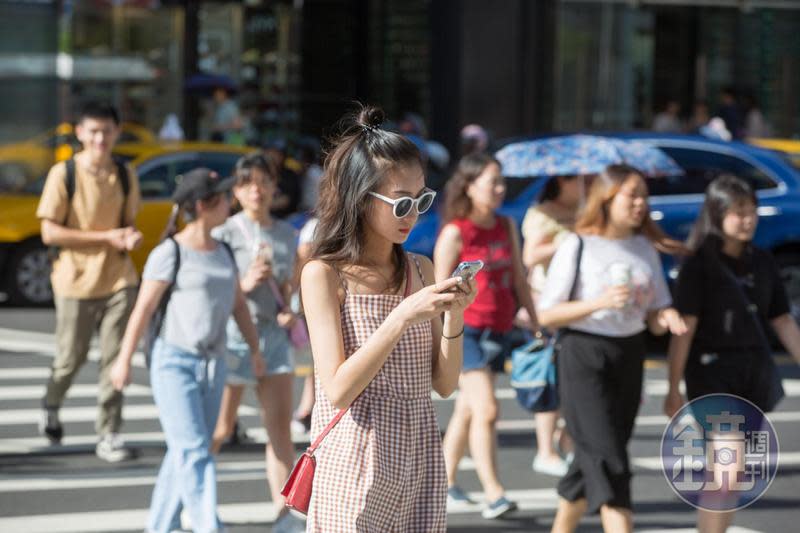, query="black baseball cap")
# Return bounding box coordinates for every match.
[172,167,236,204]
